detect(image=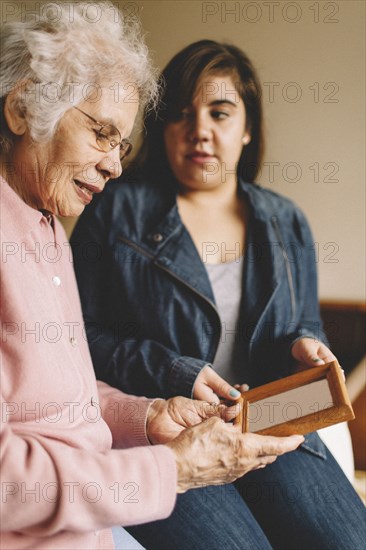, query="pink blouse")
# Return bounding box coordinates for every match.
[0,178,176,549]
